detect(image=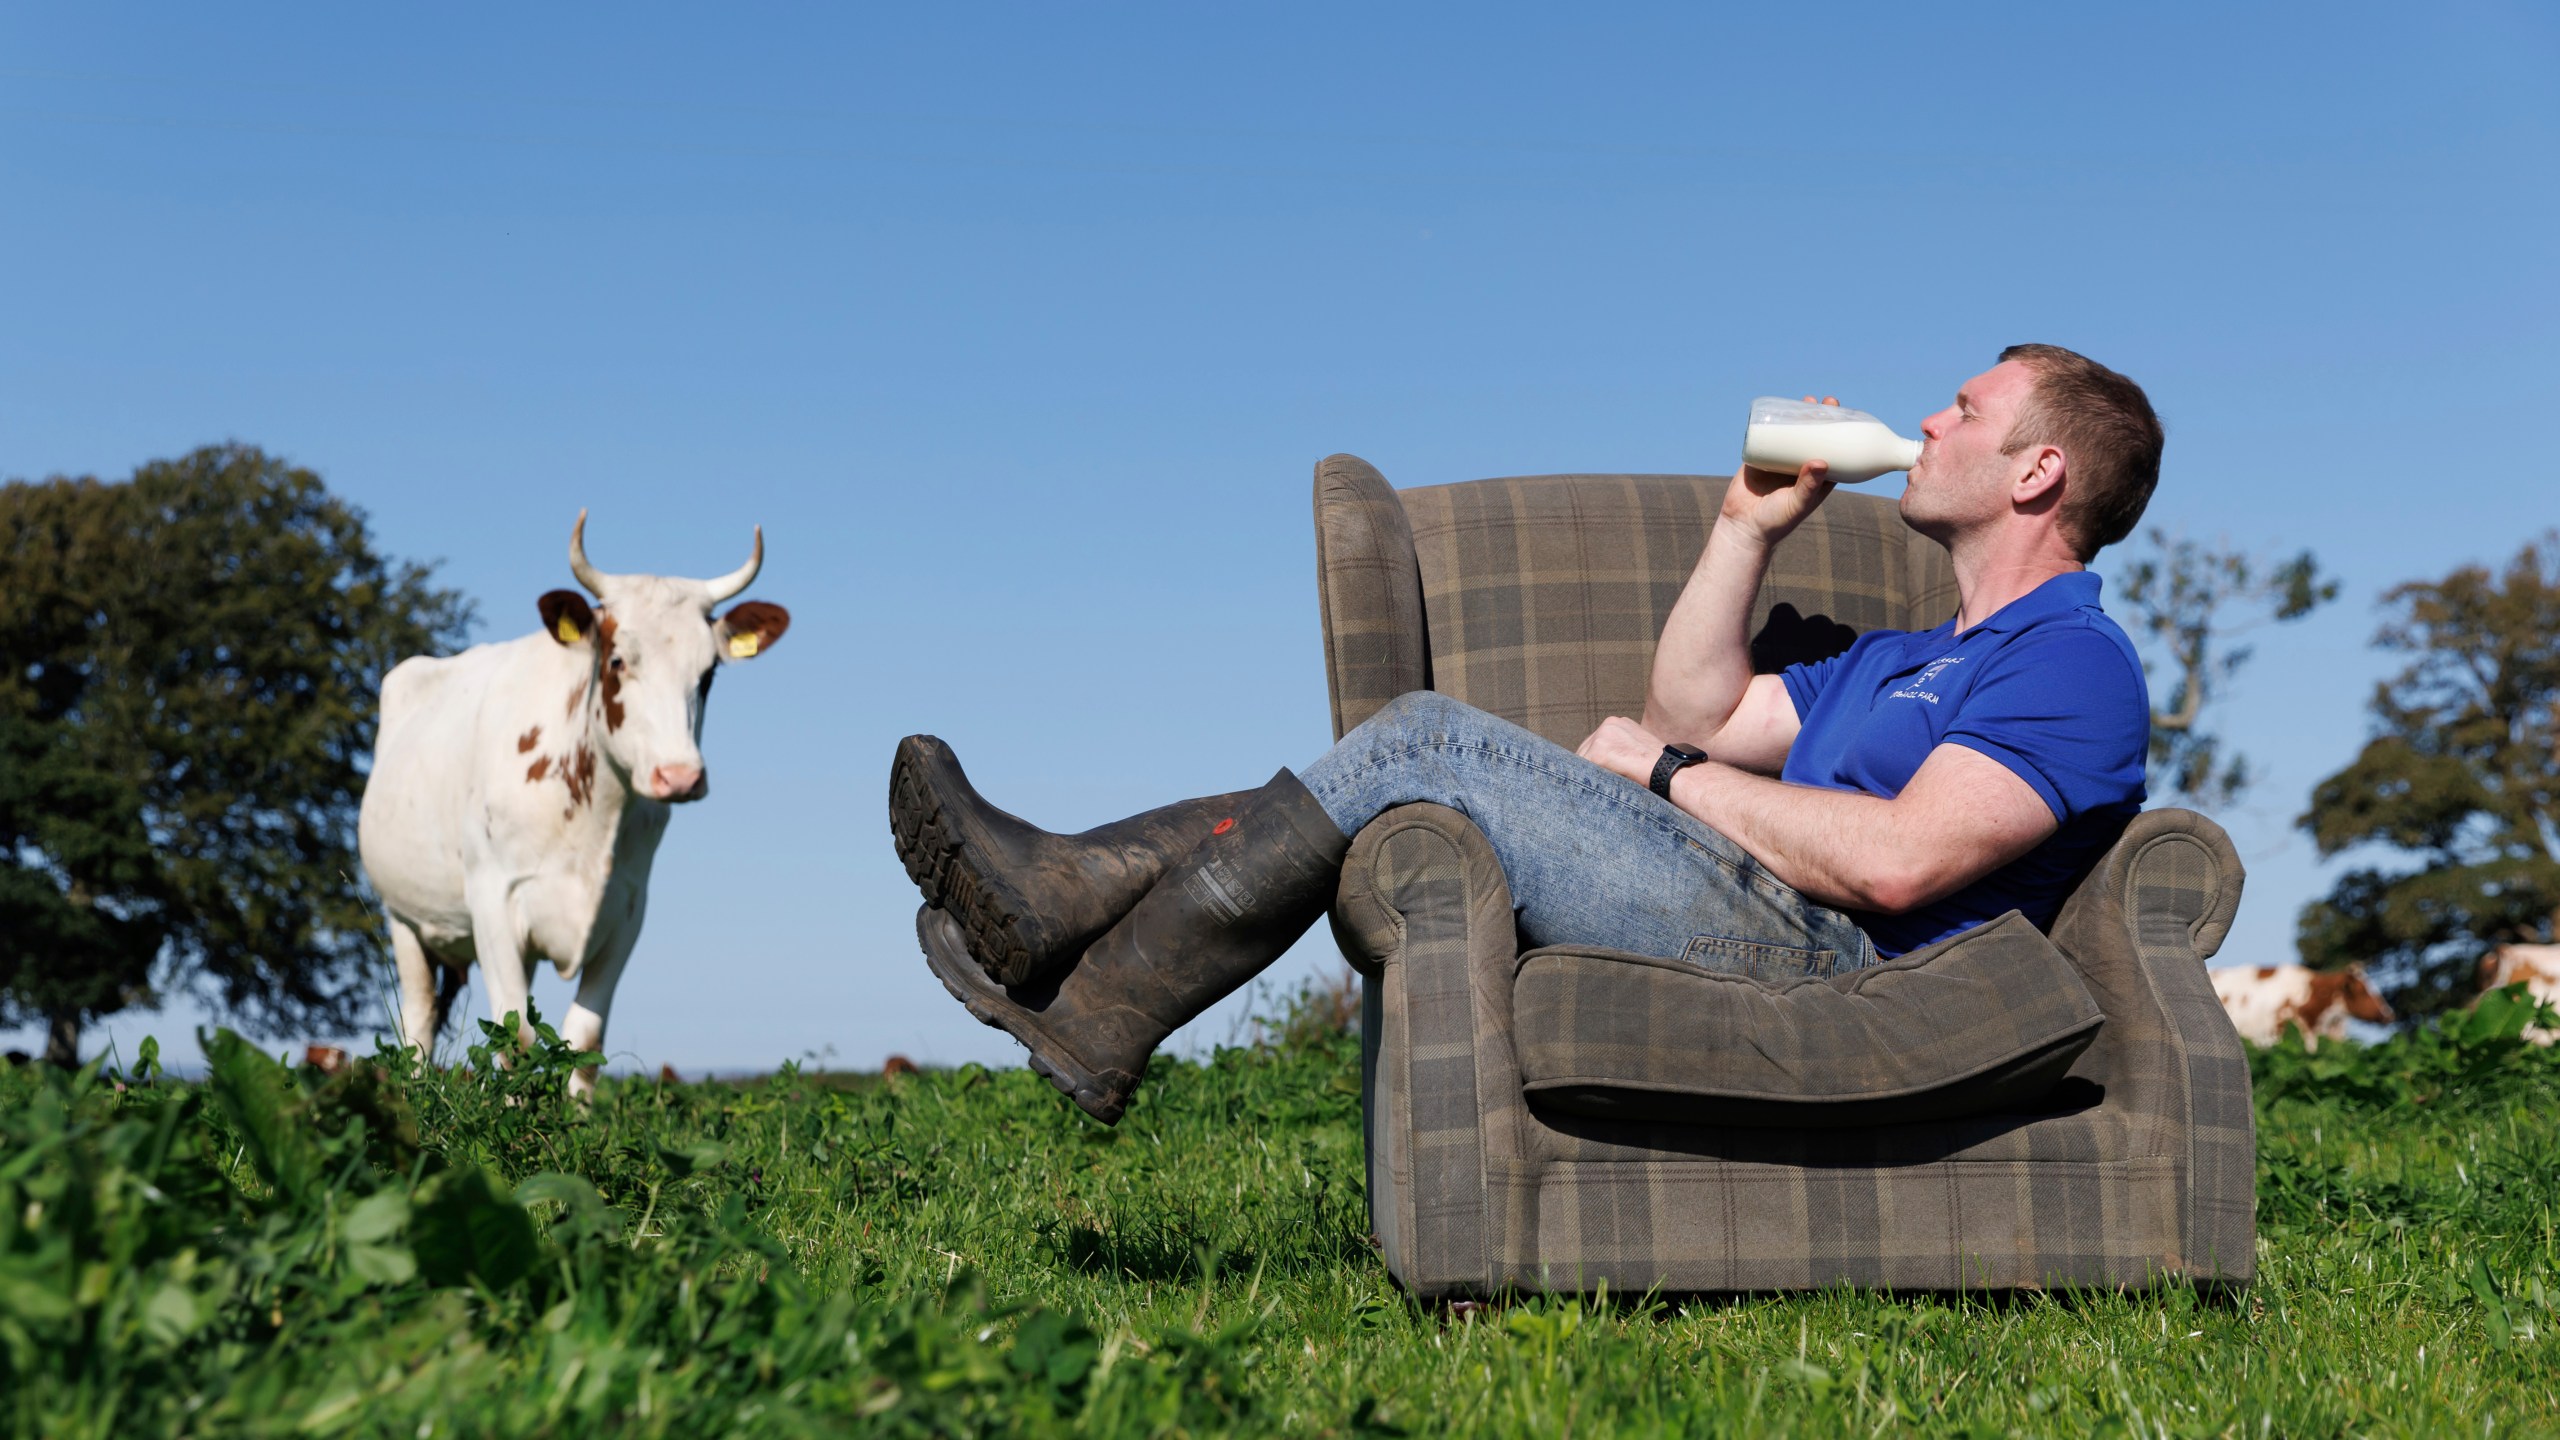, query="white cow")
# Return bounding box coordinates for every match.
[358,513,788,1098]
[2475,945,2560,1045]
[2209,963,2395,1049]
